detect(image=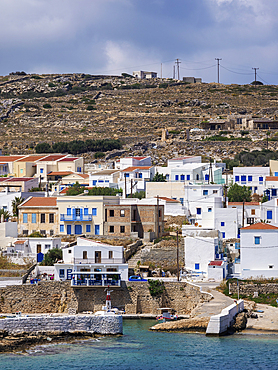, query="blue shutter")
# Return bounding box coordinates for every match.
[92,208,97,216]
[32,213,36,223]
[235,176,239,182]
[267,210,272,219]
[195,263,200,270]
[248,176,252,181]
[95,225,100,235]
[23,213,28,223]
[180,175,185,181]
[205,174,209,181]
[84,208,89,215]
[187,175,190,180]
[60,225,64,232]
[67,208,71,215]
[175,175,179,181]
[86,225,91,233]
